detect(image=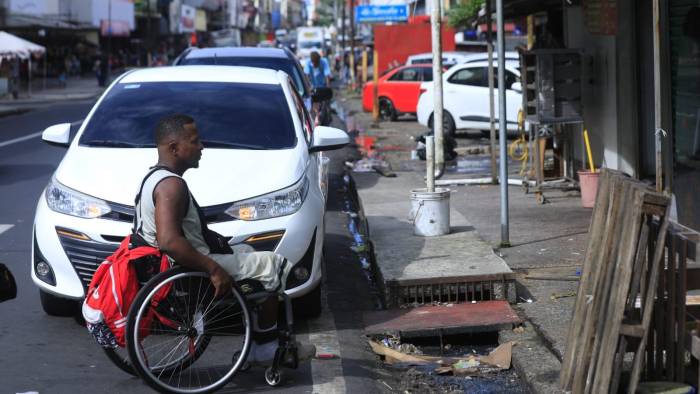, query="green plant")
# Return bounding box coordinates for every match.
[447,0,485,29]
